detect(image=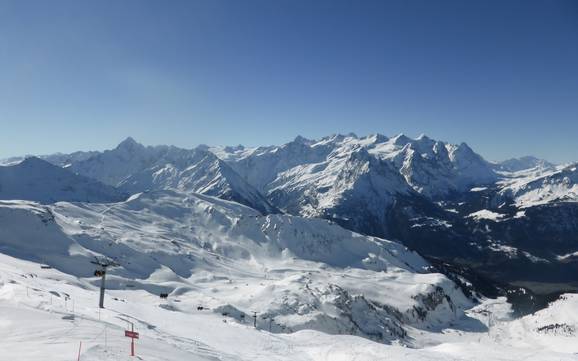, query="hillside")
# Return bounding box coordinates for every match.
[0,157,126,204]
